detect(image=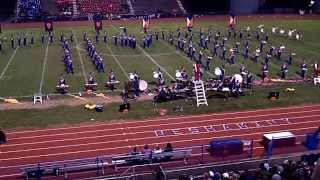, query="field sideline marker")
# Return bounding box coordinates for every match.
[0,47,19,80]
[105,45,130,80]
[73,30,87,81]
[38,41,49,93]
